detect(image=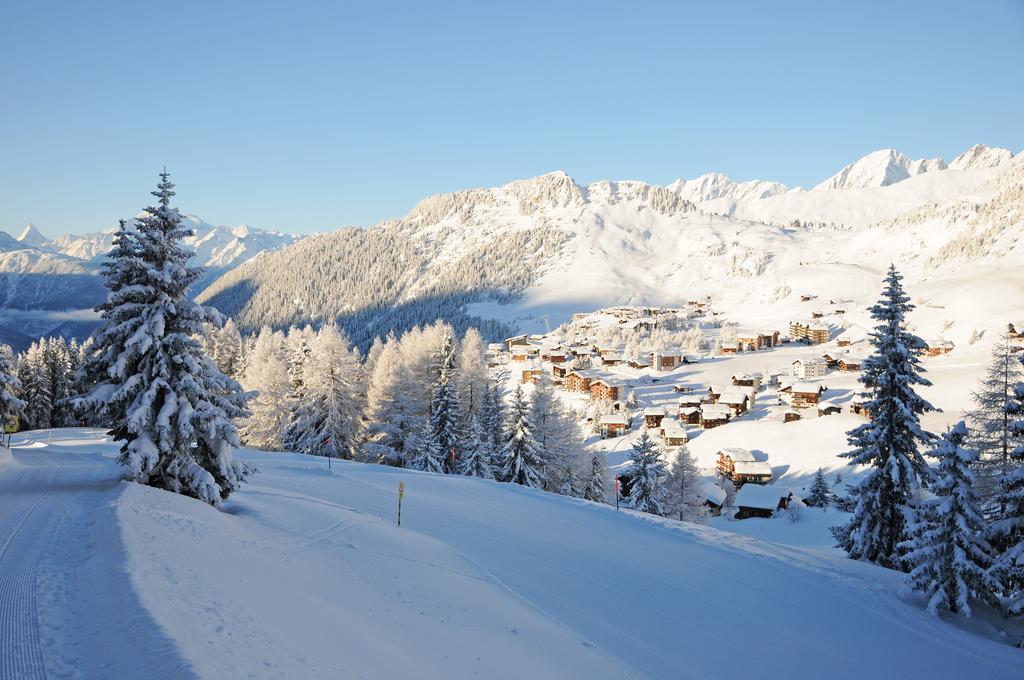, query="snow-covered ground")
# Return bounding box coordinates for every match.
[2,429,1022,679]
